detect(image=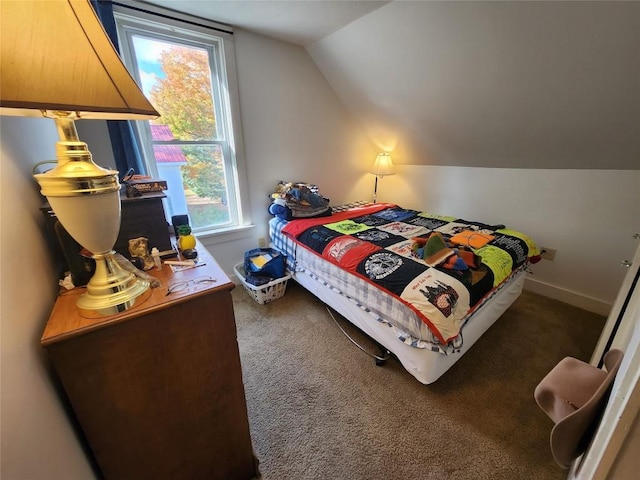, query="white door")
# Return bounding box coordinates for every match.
[570,235,640,479]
